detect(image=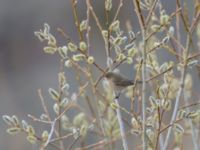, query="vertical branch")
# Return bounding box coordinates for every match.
[183,3,200,149]
[114,98,129,150]
[86,0,110,64]
[42,119,57,148]
[86,2,91,55]
[105,0,111,59]
[91,84,107,137]
[132,0,147,149]
[38,89,63,149]
[38,89,51,121]
[163,34,190,150]
[112,0,123,22]
[176,2,182,58]
[183,93,199,150]
[145,0,159,25]
[86,0,103,32]
[57,60,65,150]
[71,0,84,41]
[163,1,199,149]
[141,52,147,150]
